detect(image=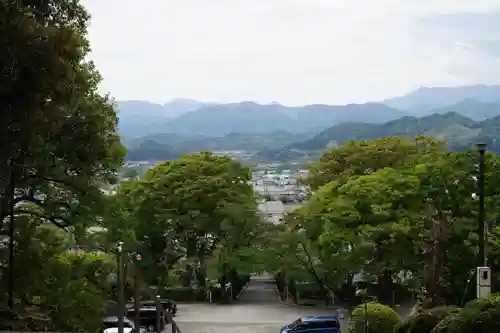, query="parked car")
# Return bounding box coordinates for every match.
[141,299,177,315]
[126,299,177,315]
[104,328,139,333]
[280,315,341,333]
[102,316,146,333]
[126,307,166,332]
